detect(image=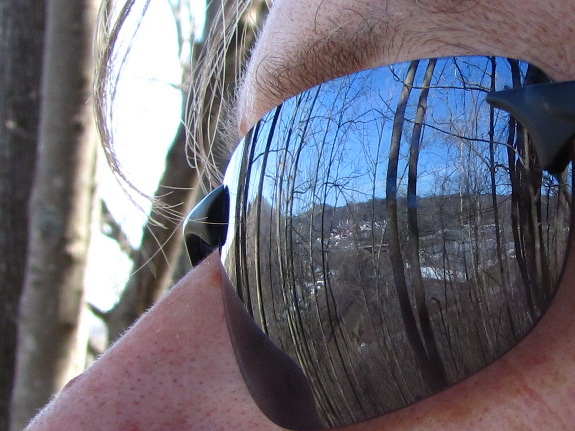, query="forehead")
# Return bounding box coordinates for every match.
[237,0,575,132]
